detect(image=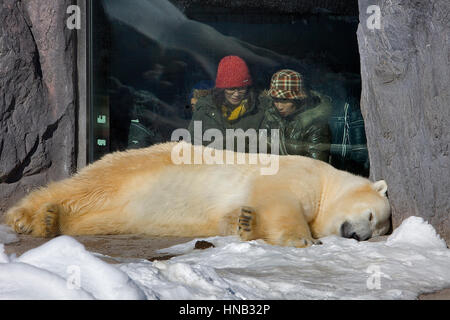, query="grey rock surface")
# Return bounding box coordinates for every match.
[357,0,450,241]
[0,0,77,215]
